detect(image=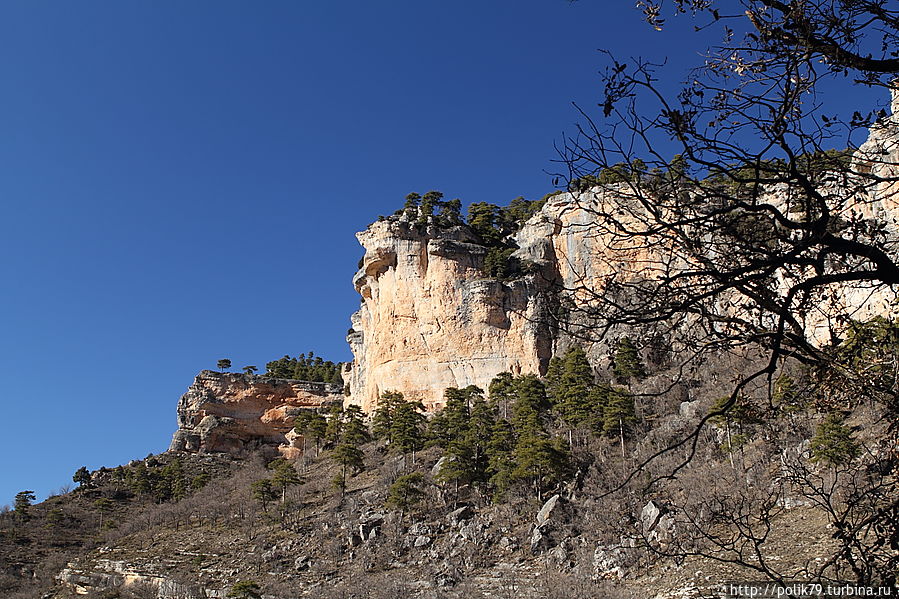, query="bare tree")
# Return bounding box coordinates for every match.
[550,0,899,585]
